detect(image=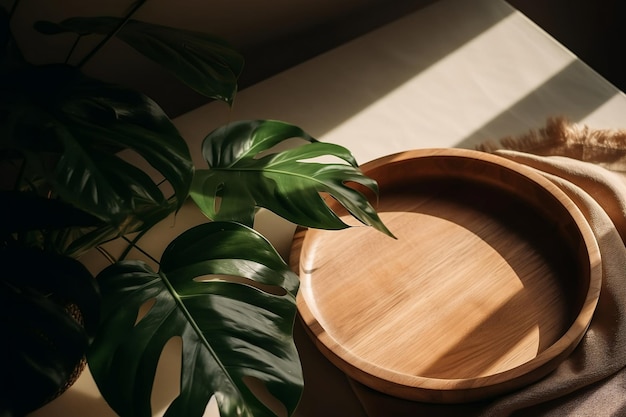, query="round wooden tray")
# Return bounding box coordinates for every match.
[290,148,602,403]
